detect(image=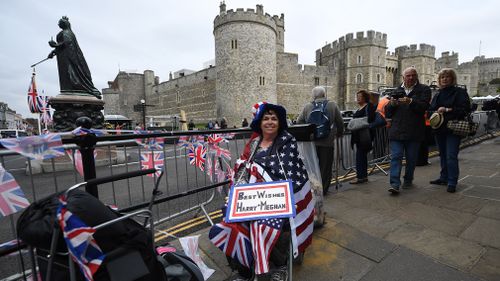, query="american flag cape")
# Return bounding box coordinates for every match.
[57,195,105,281]
[140,150,164,177]
[0,166,30,217]
[27,72,43,113]
[0,133,65,160]
[209,131,314,274]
